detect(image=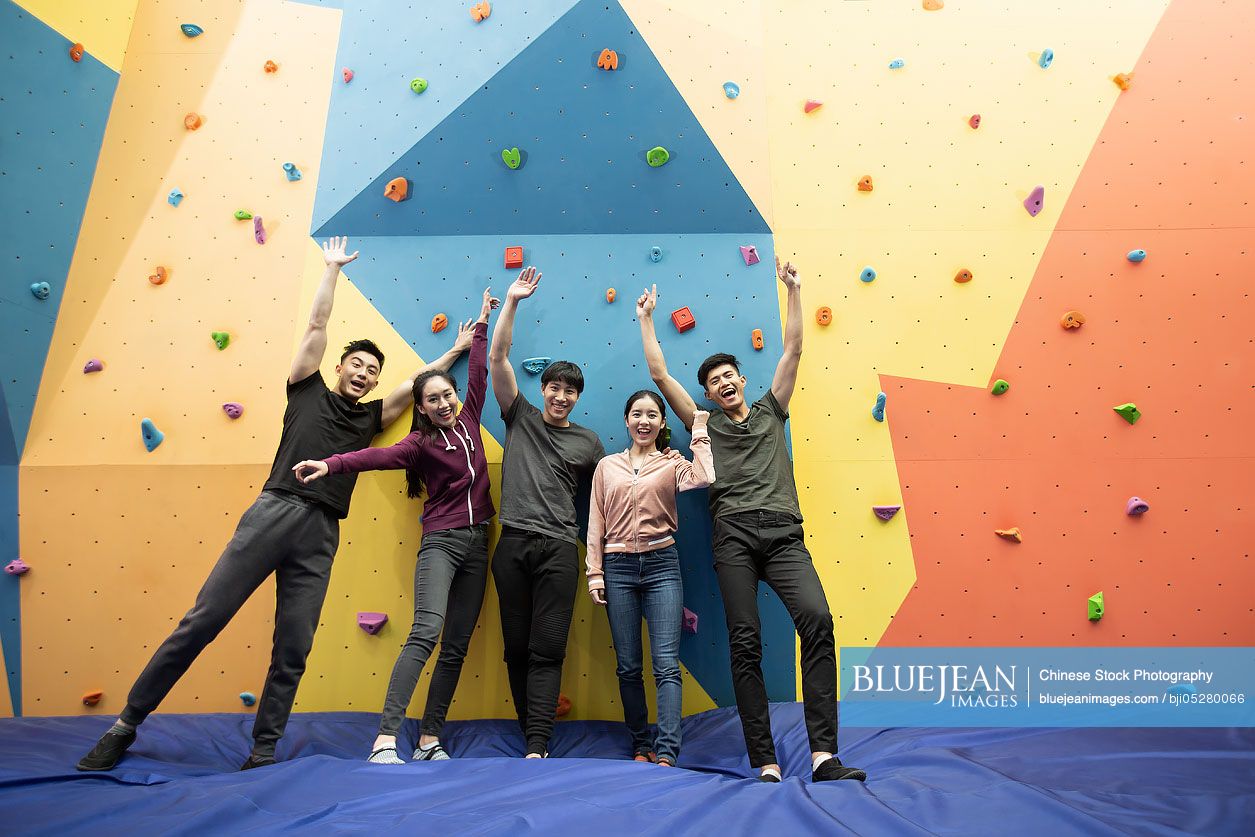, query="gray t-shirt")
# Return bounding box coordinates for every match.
[706,390,802,521]
[499,392,605,543]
